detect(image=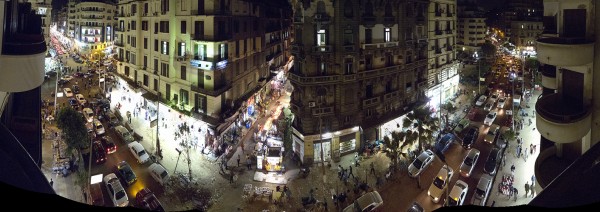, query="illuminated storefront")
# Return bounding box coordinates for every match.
[291,126,361,164]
